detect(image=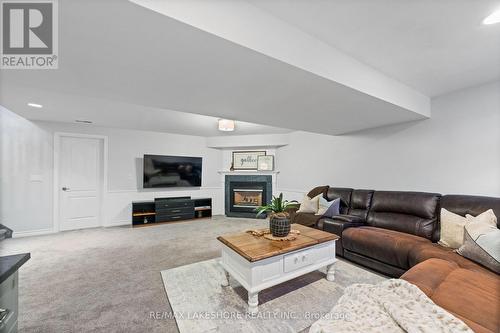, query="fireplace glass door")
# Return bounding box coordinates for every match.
[233,189,263,208]
[229,181,267,214]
